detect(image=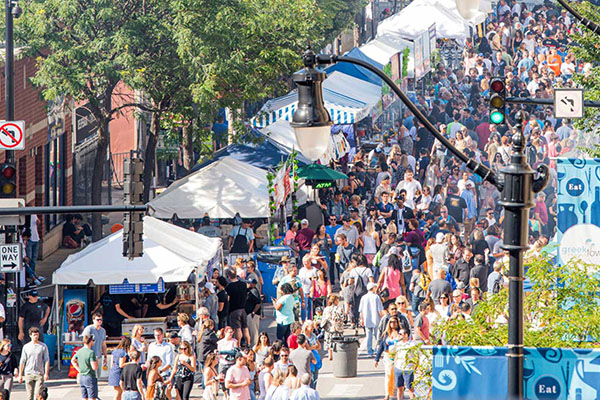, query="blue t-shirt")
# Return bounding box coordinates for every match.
[325,224,341,253]
[377,202,394,223]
